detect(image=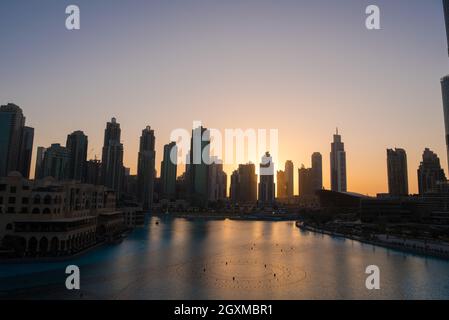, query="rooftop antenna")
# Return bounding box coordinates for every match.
[336,127,339,135]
